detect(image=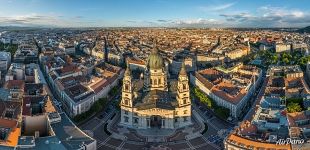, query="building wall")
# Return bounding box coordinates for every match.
[306,62,310,82]
[120,106,191,129]
[226,49,247,60]
[169,59,196,75]
[84,140,97,150]
[196,55,224,66]
[224,140,249,150]
[64,47,75,55]
[128,63,146,72]
[23,115,48,137]
[190,70,262,118]
[64,93,95,117]
[276,44,291,53]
